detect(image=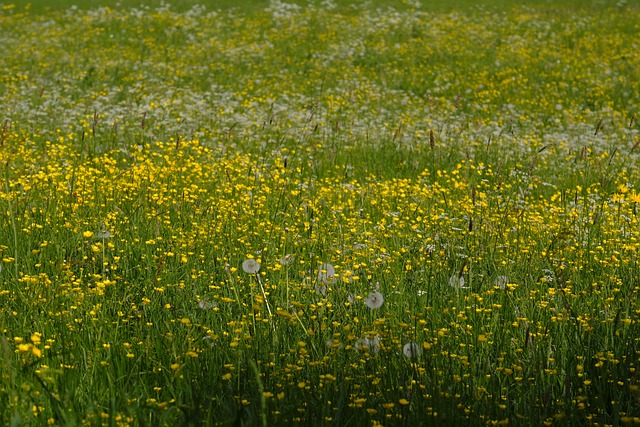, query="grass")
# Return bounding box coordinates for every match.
[1,0,640,426]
